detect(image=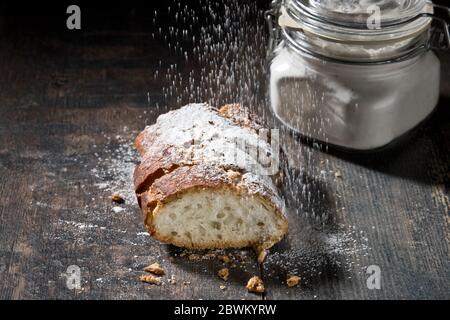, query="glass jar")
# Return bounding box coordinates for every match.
[267,0,450,151]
